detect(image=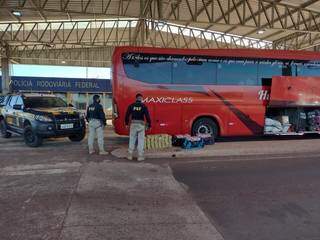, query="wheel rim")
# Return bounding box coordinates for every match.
[197,124,212,135]
[25,130,35,142]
